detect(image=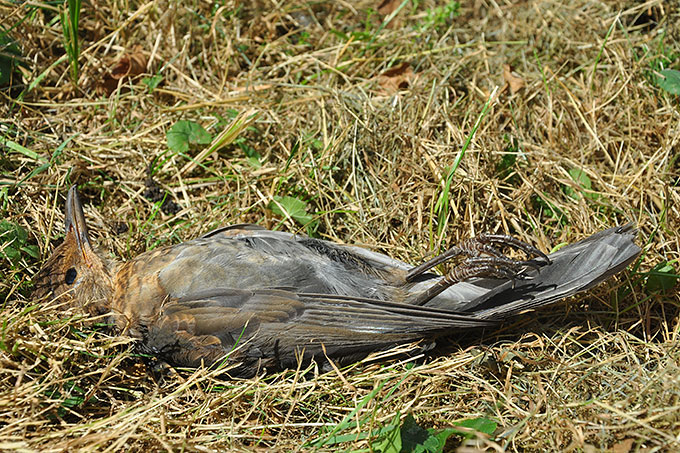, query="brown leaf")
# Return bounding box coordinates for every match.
[503,64,525,94]
[611,439,635,453]
[100,45,148,95]
[377,62,415,94]
[377,0,404,28]
[378,0,401,15]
